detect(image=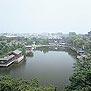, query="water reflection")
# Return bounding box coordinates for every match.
[0,59,27,77]
[35,46,77,59]
[26,51,34,57]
